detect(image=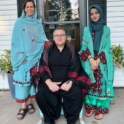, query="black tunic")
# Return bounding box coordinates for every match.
[48,44,72,82]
